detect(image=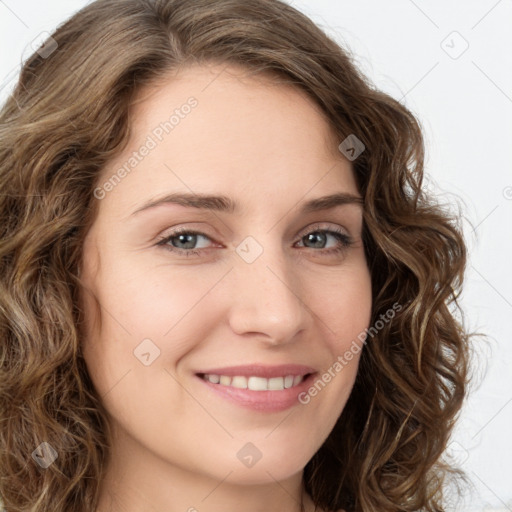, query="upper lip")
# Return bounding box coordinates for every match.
[195,364,316,379]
